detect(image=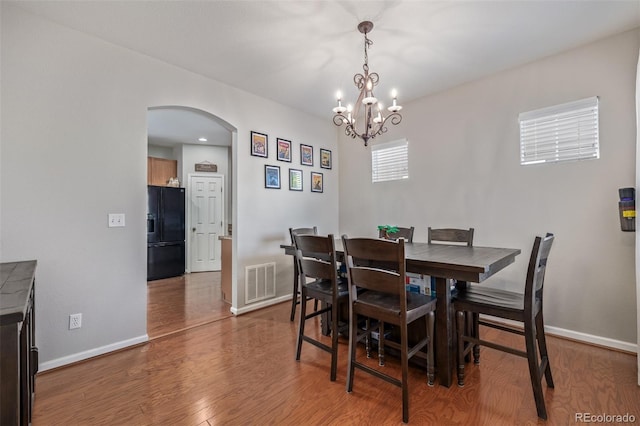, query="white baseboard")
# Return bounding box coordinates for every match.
[39,306,637,373]
[38,334,149,372]
[544,325,637,353]
[481,315,637,353]
[231,294,291,316]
